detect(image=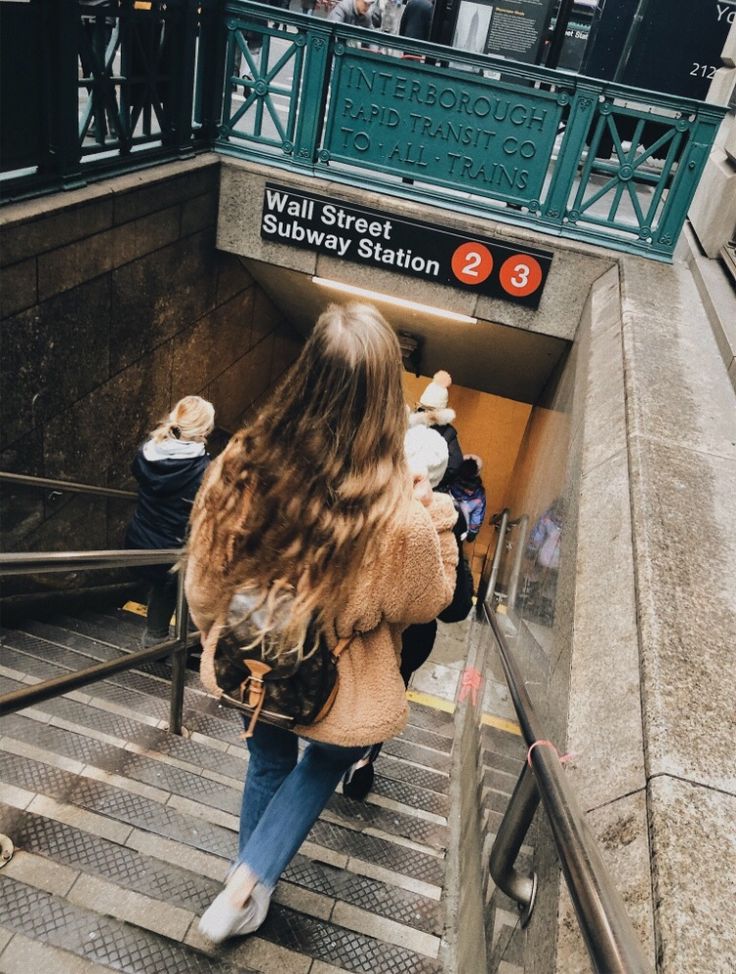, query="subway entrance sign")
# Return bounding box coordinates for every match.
[322,50,564,207]
[261,184,553,308]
